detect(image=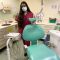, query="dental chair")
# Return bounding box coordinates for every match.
[22,18,60,60]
